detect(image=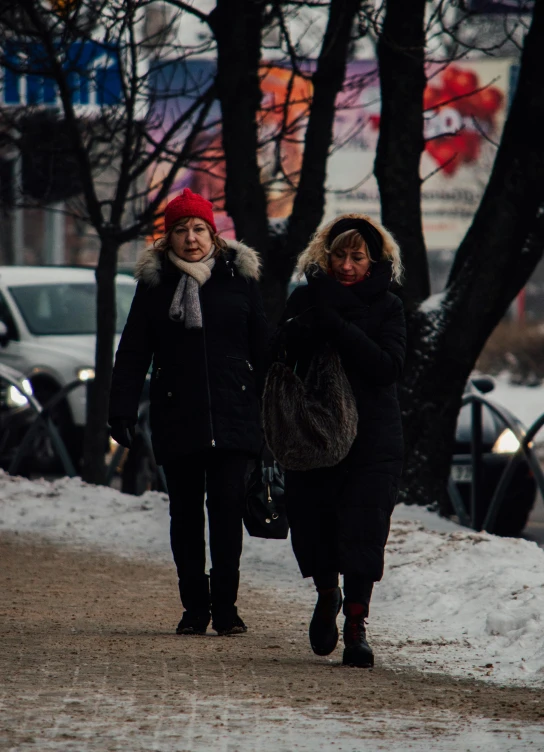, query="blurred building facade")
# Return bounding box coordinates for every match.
[1,2,542,317]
